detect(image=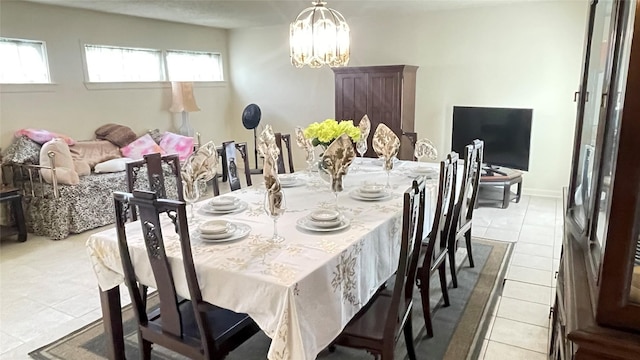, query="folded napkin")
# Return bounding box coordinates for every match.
[181,141,219,184]
[294,126,314,163]
[321,134,356,192]
[358,114,371,140]
[372,123,400,170]
[414,138,438,161]
[258,125,284,216]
